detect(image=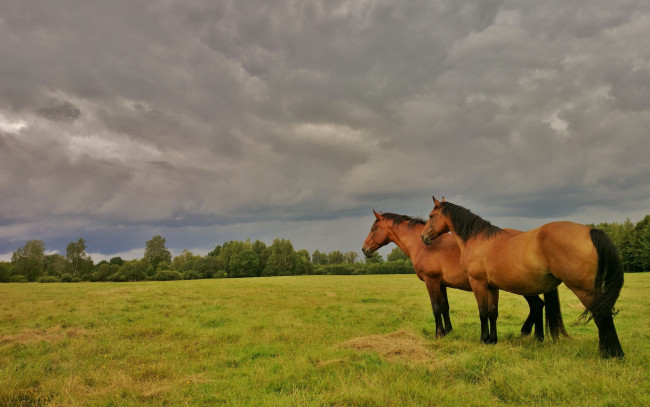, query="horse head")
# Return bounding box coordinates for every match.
[362,210,391,257]
[421,196,450,245]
